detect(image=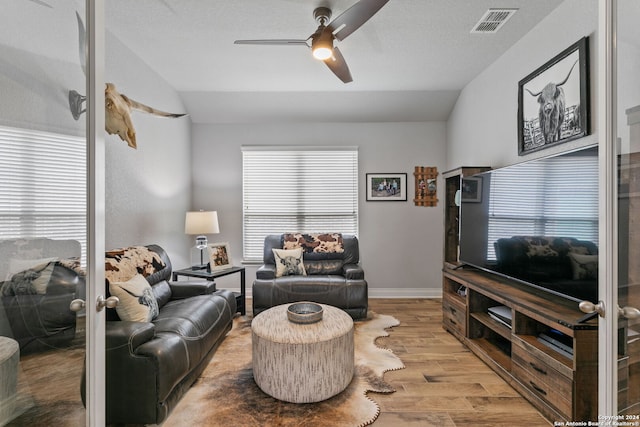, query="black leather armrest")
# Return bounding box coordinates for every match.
[106,321,155,352]
[47,263,83,294]
[343,264,365,280]
[256,265,276,280]
[103,323,189,419]
[168,280,216,299]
